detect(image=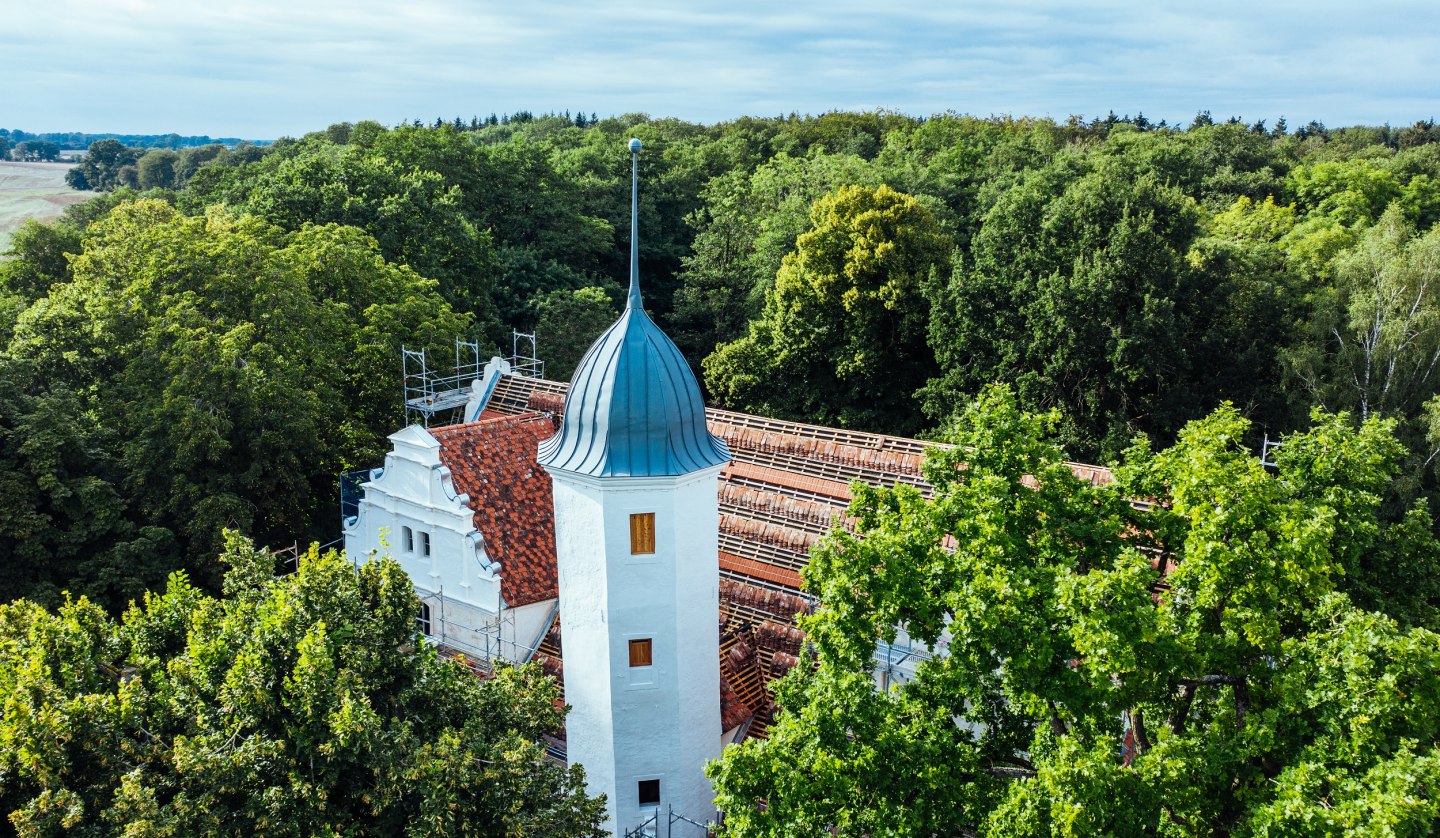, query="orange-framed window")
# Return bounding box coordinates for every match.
[629,513,656,554]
